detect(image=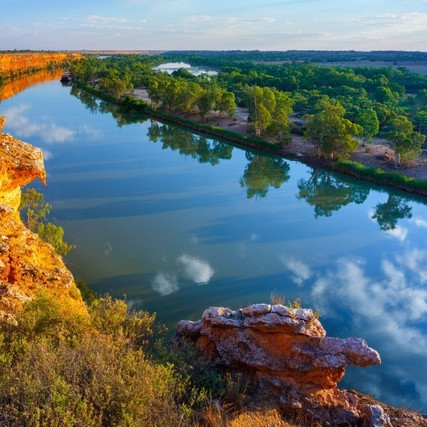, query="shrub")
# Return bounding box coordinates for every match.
[0,294,204,426]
